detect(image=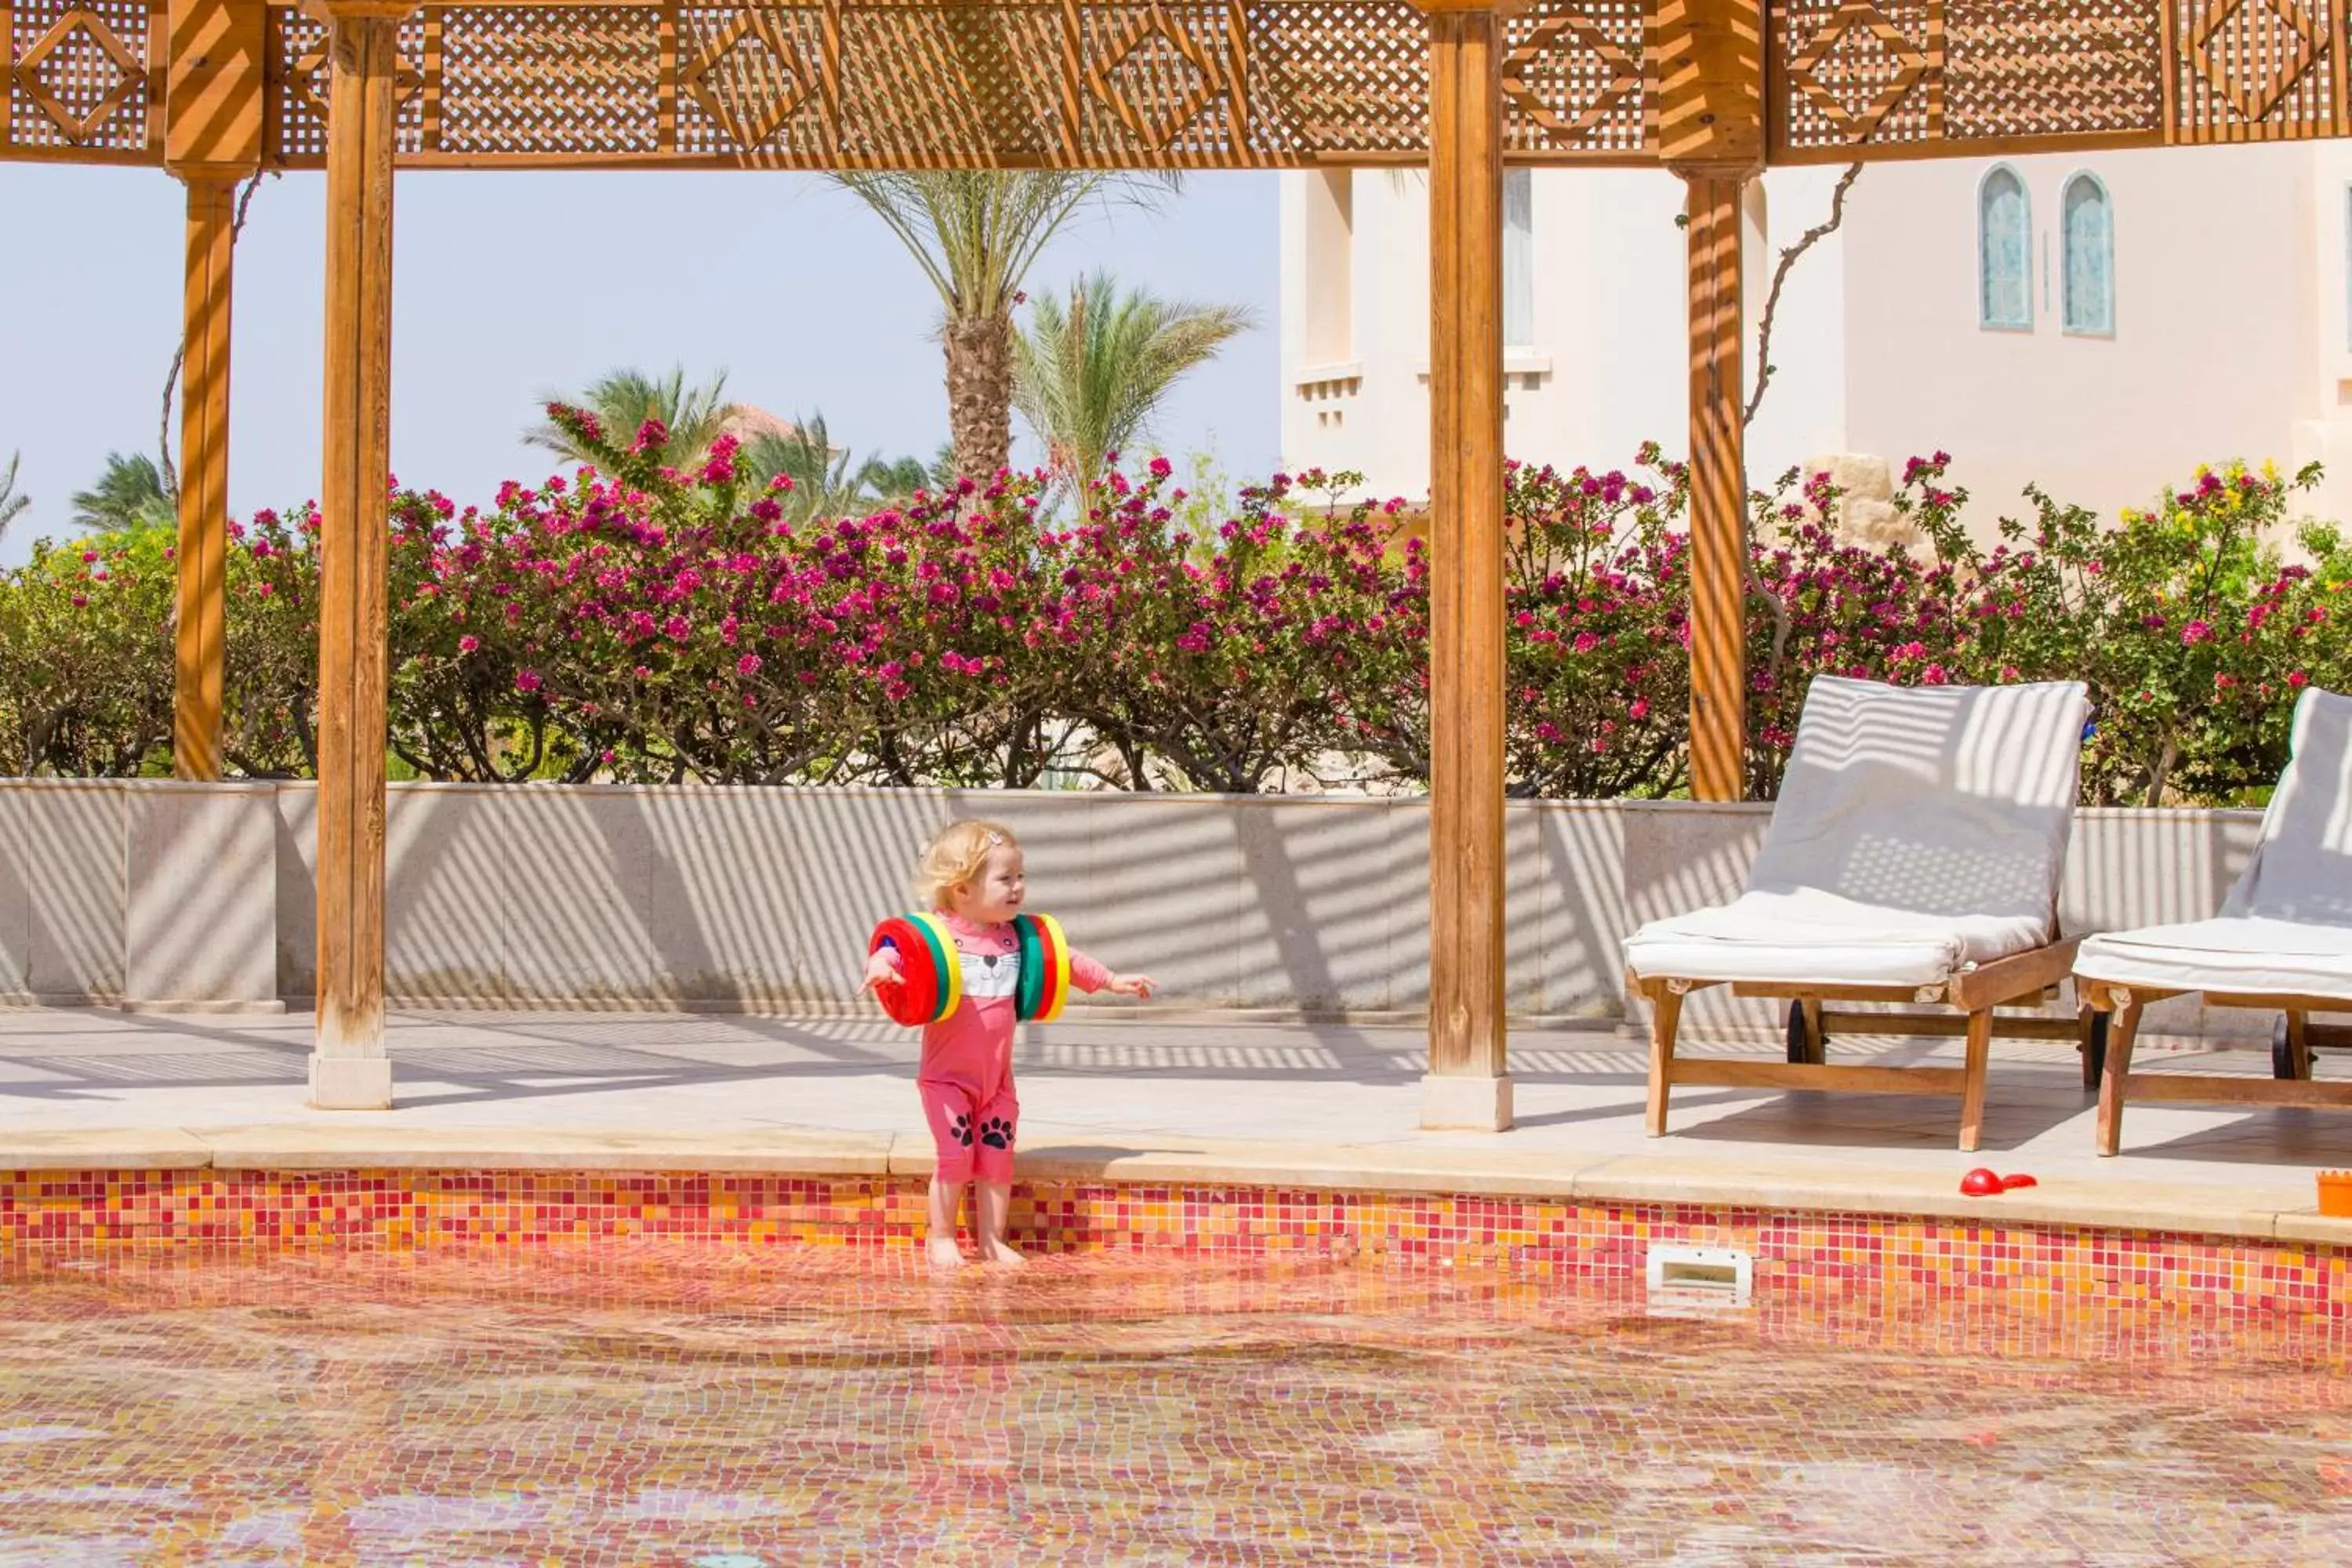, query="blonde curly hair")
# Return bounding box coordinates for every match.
[915,818,1018,909]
